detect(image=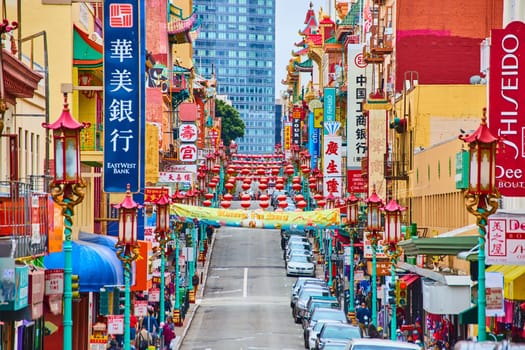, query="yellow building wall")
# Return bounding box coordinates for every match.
[172,0,194,69]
